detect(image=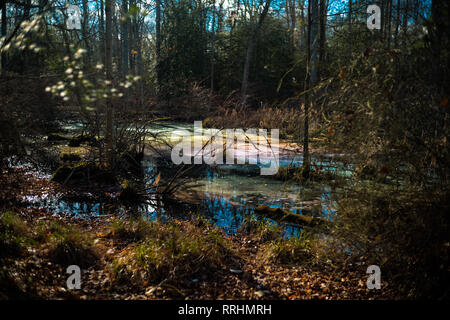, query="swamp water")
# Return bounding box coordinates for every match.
[24,122,354,237]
